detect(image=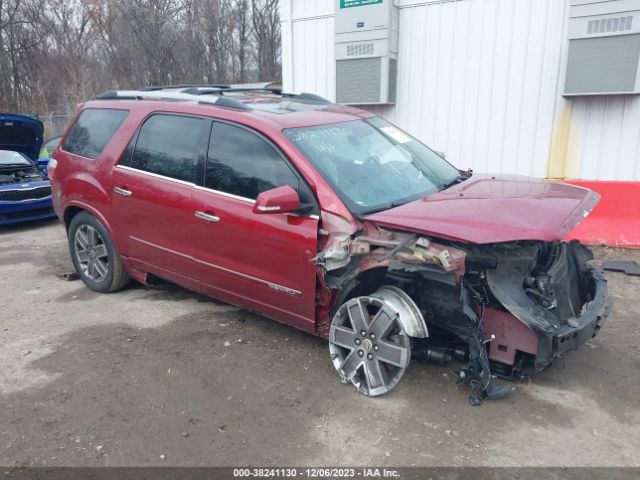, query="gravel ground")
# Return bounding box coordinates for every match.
[1,219,639,467]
